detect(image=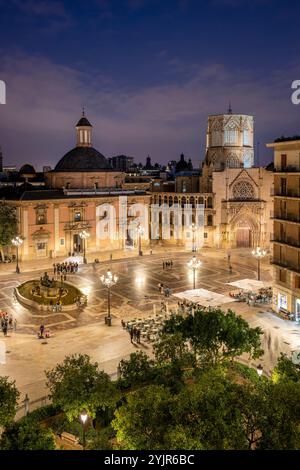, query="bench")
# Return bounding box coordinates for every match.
[60,432,79,444]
